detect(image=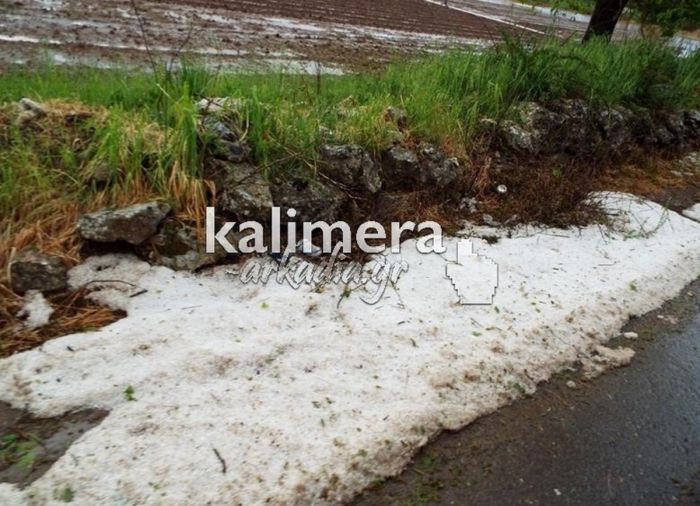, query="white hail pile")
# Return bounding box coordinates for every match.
[1,194,699,505]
